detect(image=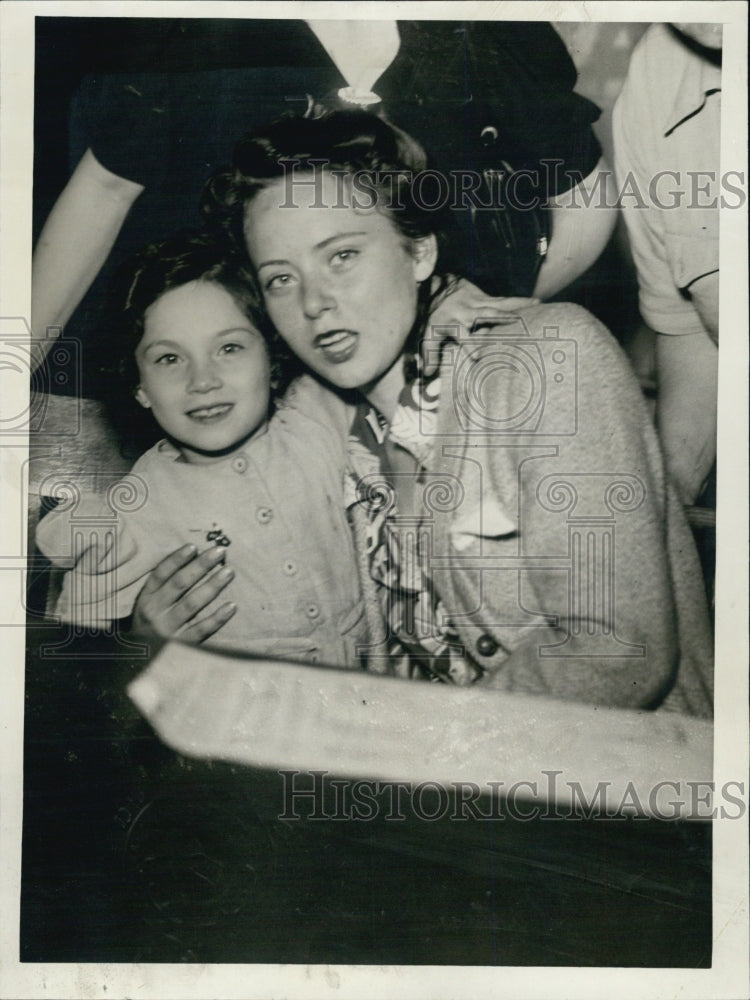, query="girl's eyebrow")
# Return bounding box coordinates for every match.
[140,327,255,352]
[139,339,181,352]
[256,231,367,269]
[214,326,258,337]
